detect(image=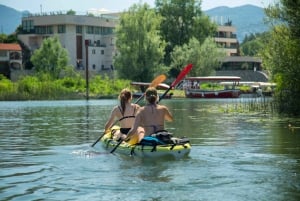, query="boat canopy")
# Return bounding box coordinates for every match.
[185,76,241,81]
[130,82,170,89]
